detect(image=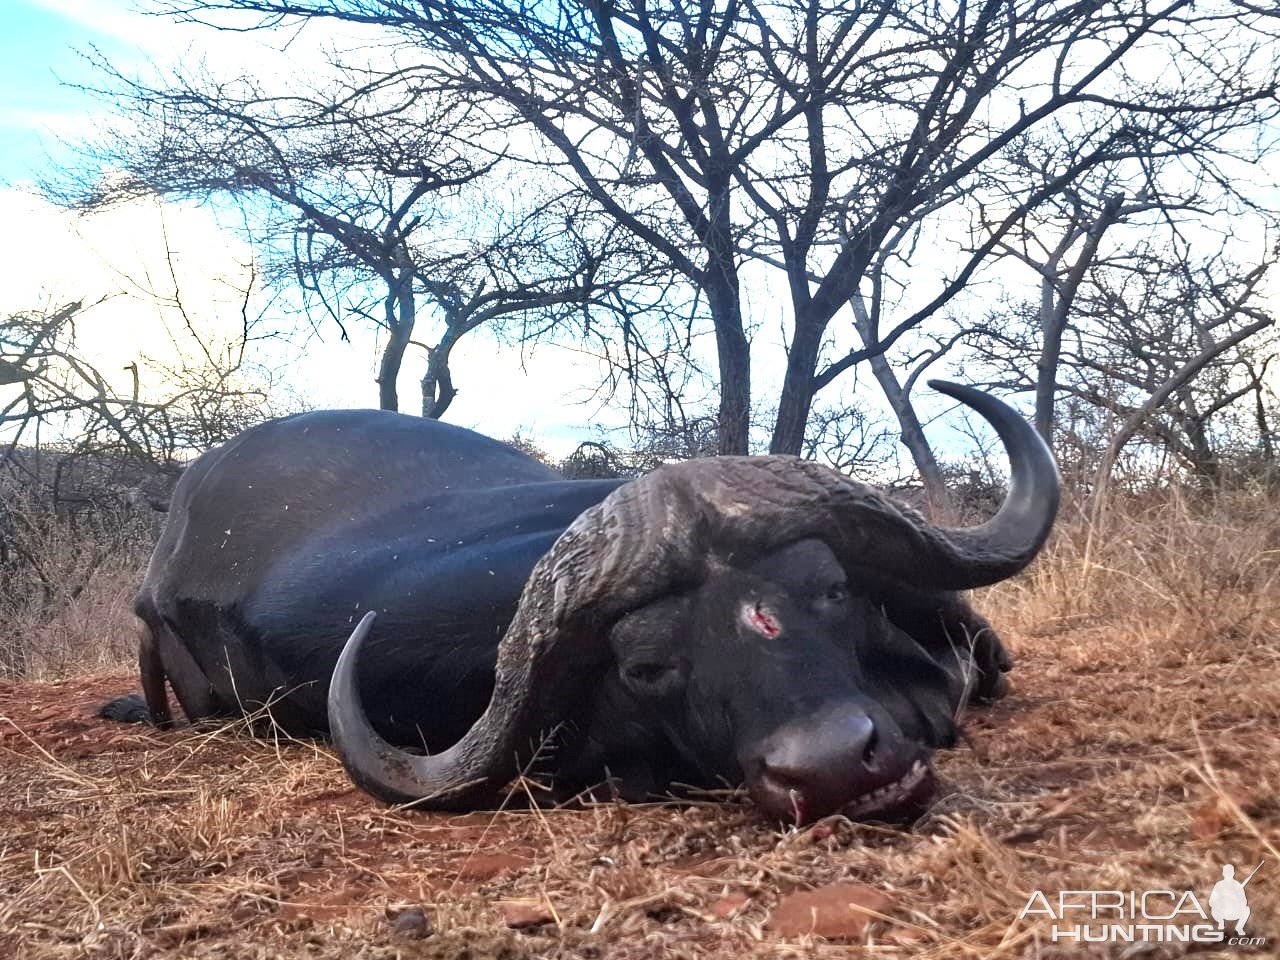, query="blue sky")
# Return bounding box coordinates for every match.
[0,1,129,184]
